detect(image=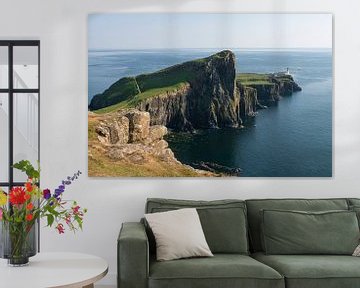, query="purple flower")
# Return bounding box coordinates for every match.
[43,189,51,200]
[54,171,82,199]
[54,189,63,198]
